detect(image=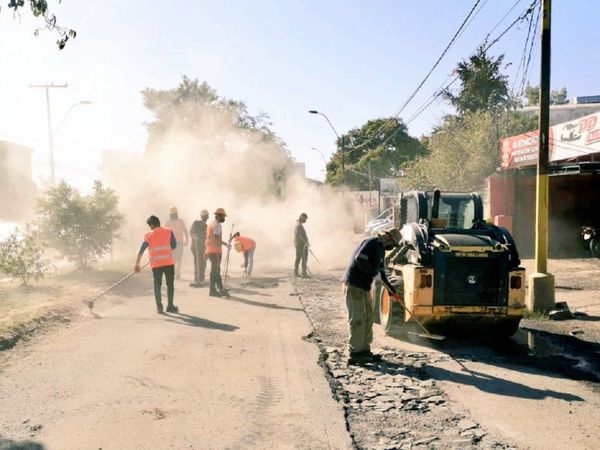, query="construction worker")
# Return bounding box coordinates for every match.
[341,228,401,365]
[189,209,209,287]
[231,232,256,276]
[165,206,188,280]
[205,208,231,297]
[134,215,179,314]
[294,212,309,277]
